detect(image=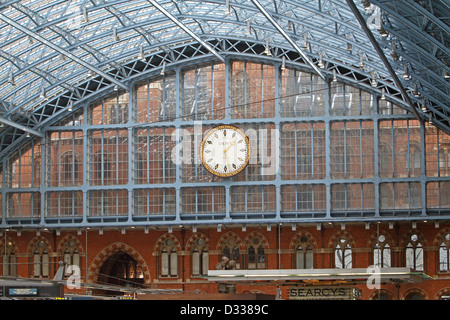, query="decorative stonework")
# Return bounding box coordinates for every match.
[87,242,151,284]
